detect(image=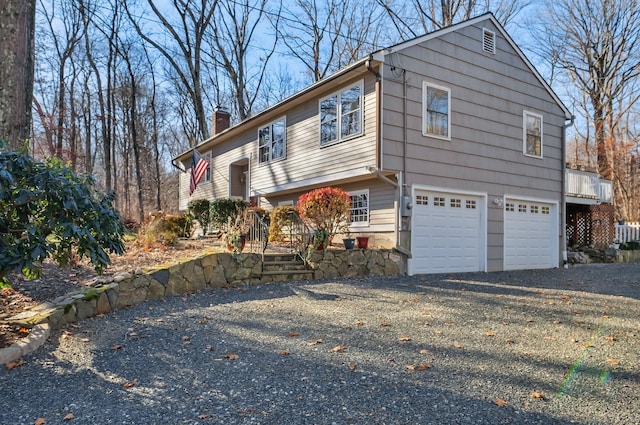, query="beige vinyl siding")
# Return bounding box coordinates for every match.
[179,72,378,210]
[261,179,396,232]
[251,74,378,195]
[382,18,566,270]
[178,162,215,211]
